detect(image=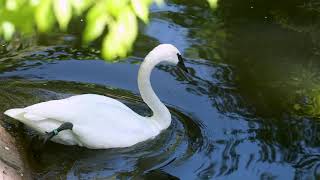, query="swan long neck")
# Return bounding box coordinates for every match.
[138,55,171,129]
